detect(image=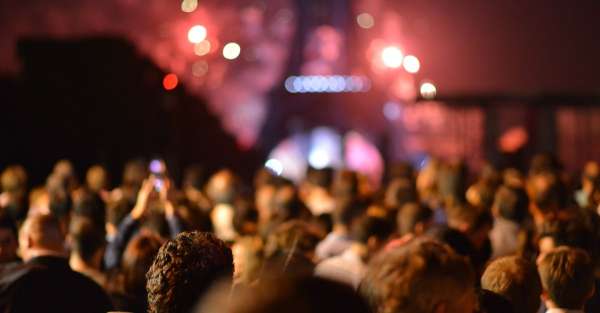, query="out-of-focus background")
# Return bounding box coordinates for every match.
[1,0,600,184]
